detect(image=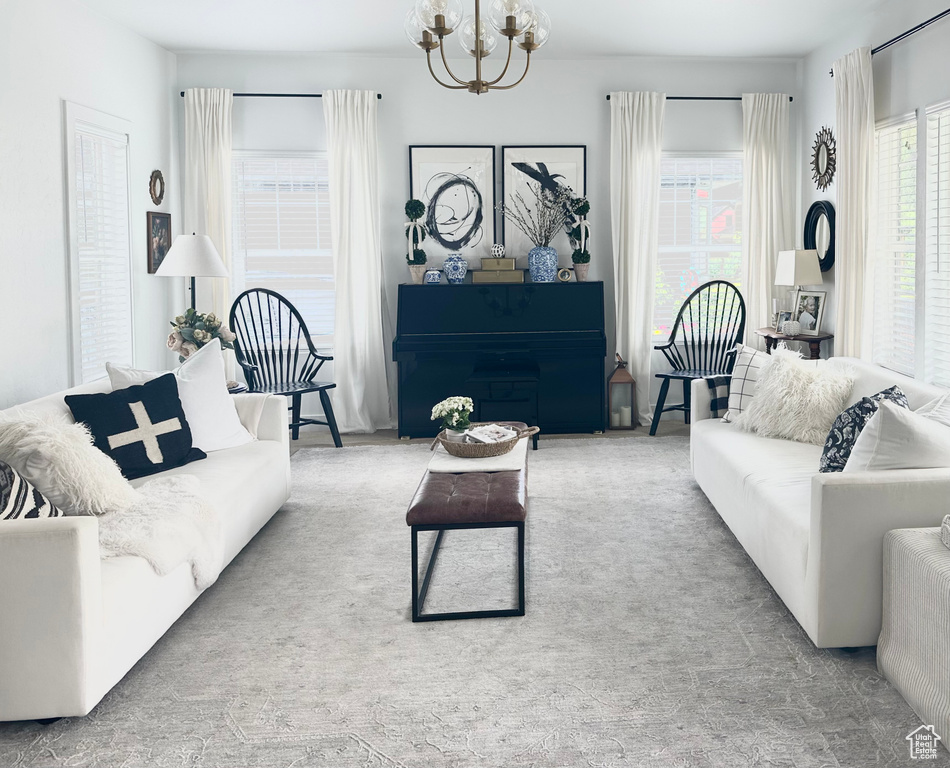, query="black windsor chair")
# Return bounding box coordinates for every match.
[229,288,342,447]
[650,280,746,436]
